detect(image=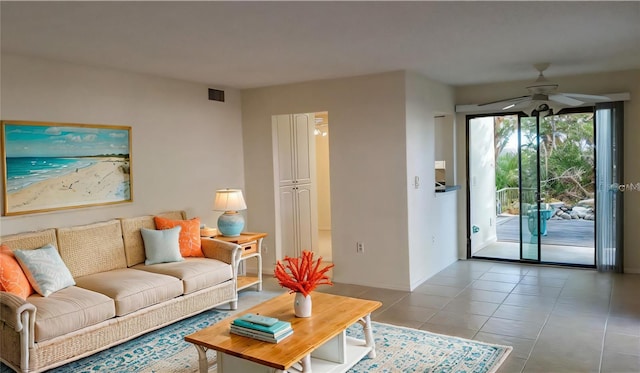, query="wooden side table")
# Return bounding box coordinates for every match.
[214,232,267,293]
